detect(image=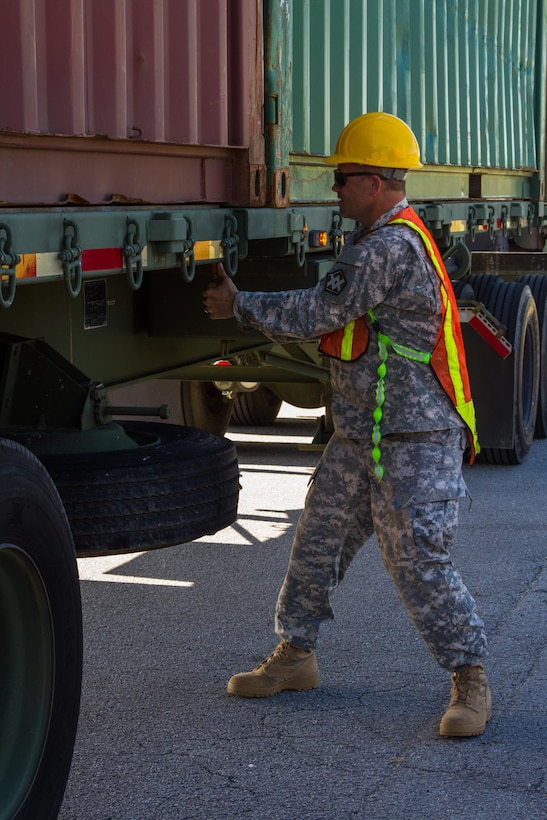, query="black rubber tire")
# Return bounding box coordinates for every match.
[517,274,547,437]
[0,438,82,820]
[450,280,475,300]
[462,272,503,305]
[231,386,283,426]
[180,381,234,436]
[39,422,240,556]
[479,283,540,464]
